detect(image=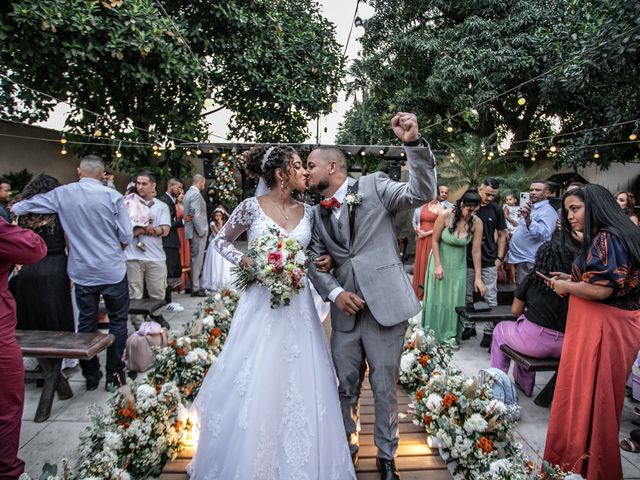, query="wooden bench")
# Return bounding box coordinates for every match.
[499,344,560,407]
[455,305,517,325]
[98,298,167,328]
[17,330,114,422]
